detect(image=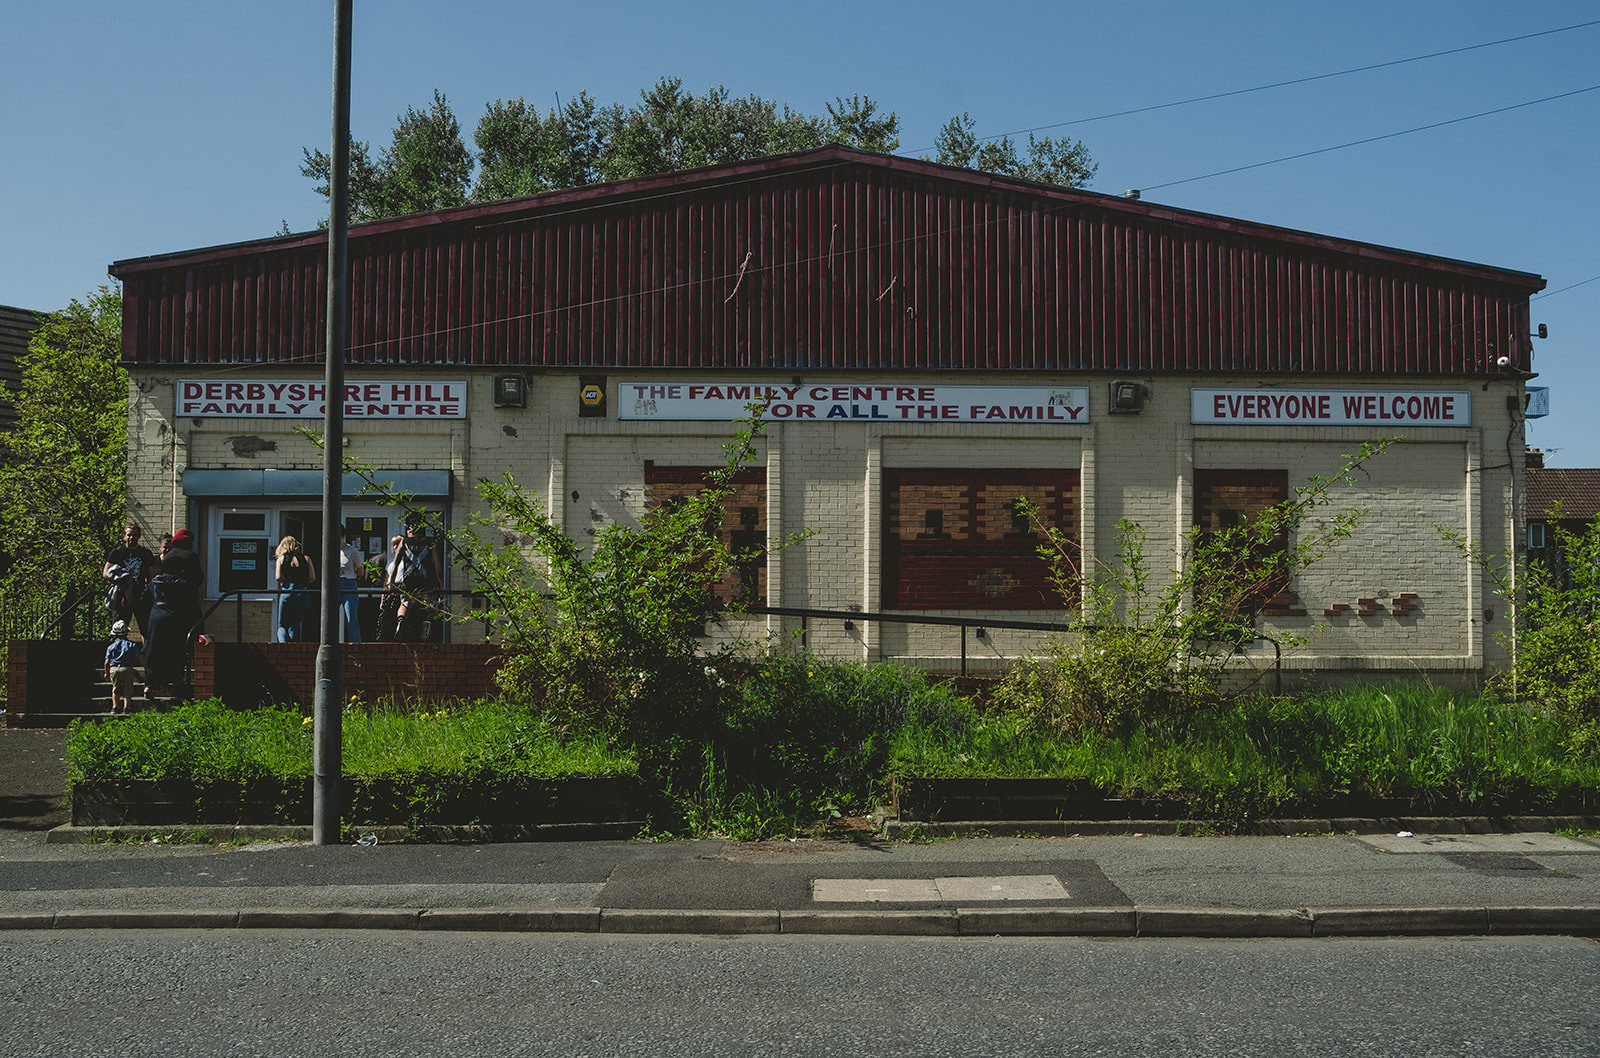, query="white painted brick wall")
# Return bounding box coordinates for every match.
[126,367,1524,676]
